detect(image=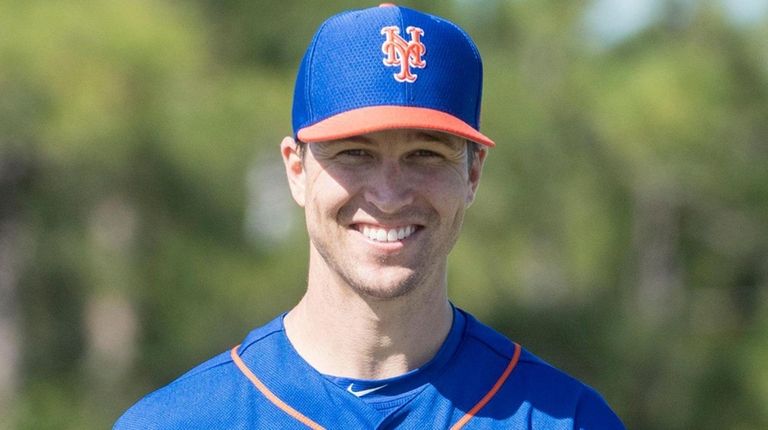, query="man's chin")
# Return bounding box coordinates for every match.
[345,270,422,300]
